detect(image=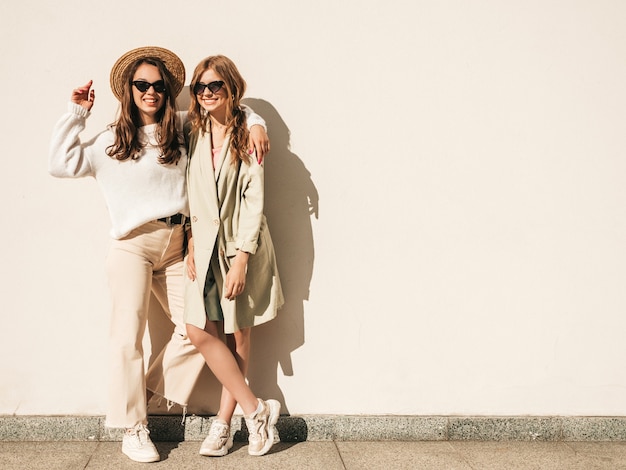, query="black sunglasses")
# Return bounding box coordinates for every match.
[193,81,225,95]
[132,80,166,93]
